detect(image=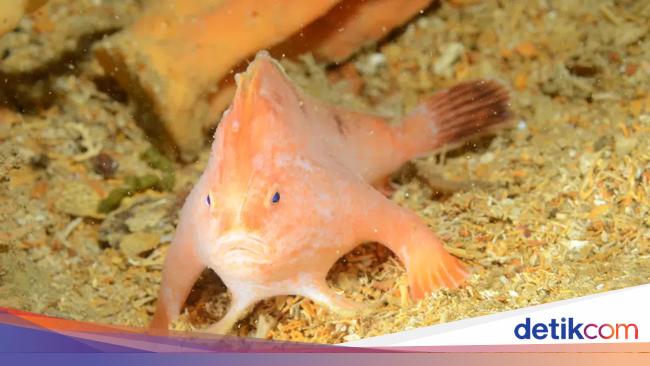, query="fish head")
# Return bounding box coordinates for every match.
[199,52,341,279]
